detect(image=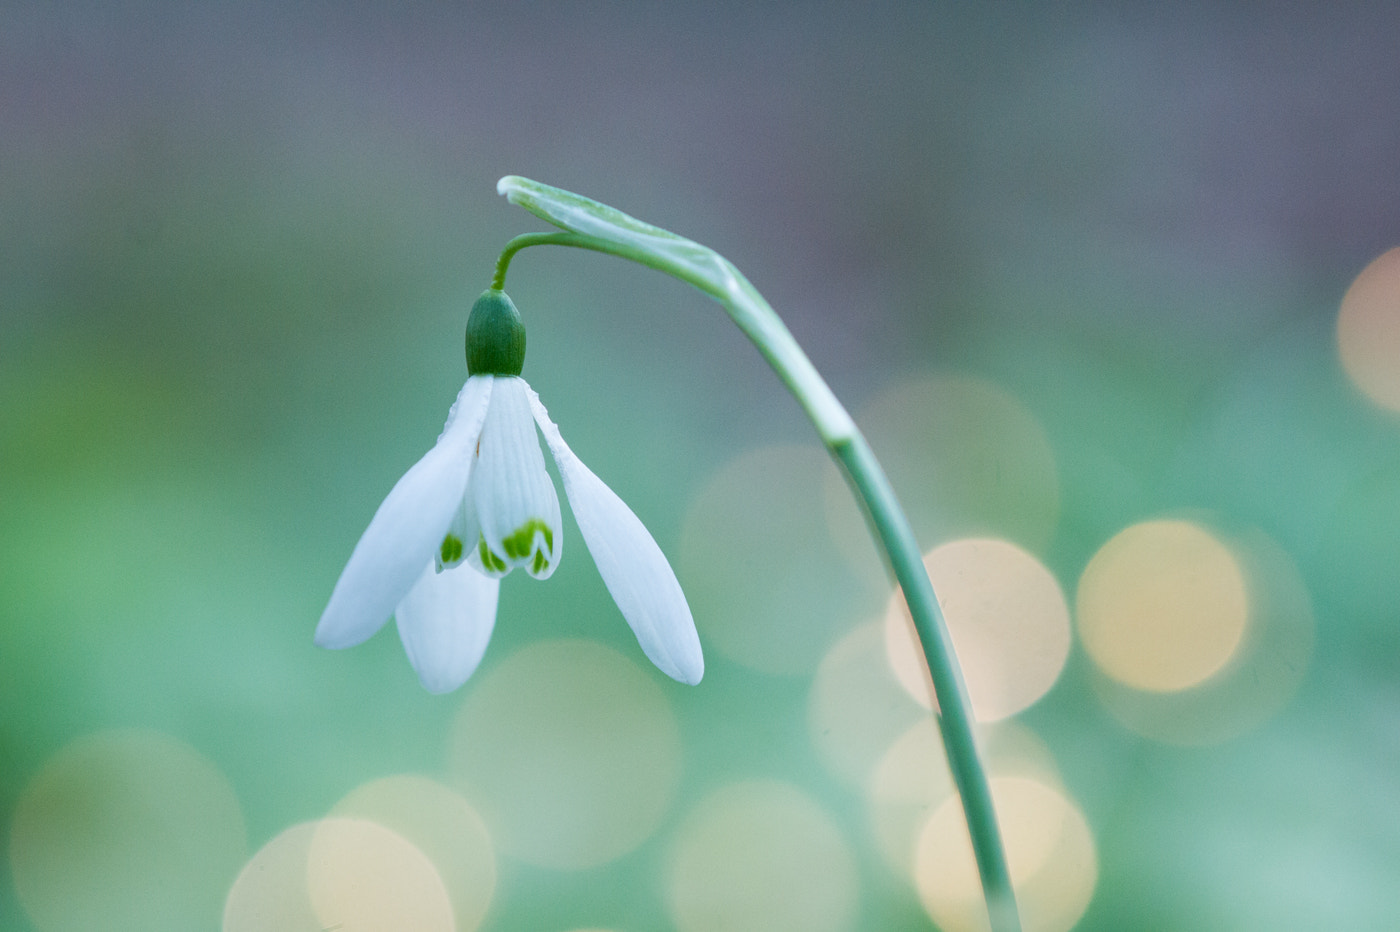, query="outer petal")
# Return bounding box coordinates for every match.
[315,377,494,650]
[396,560,501,693]
[528,389,703,685]
[472,377,563,579]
